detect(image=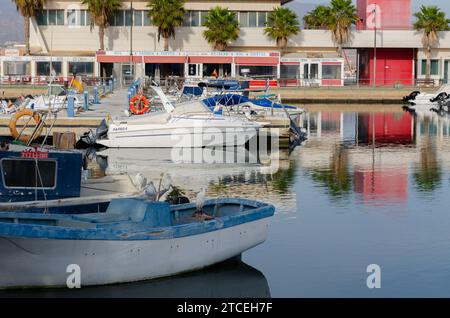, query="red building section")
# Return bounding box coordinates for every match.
[356,0,414,86]
[358,112,413,144]
[357,0,411,30]
[354,167,408,204]
[359,48,414,86]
